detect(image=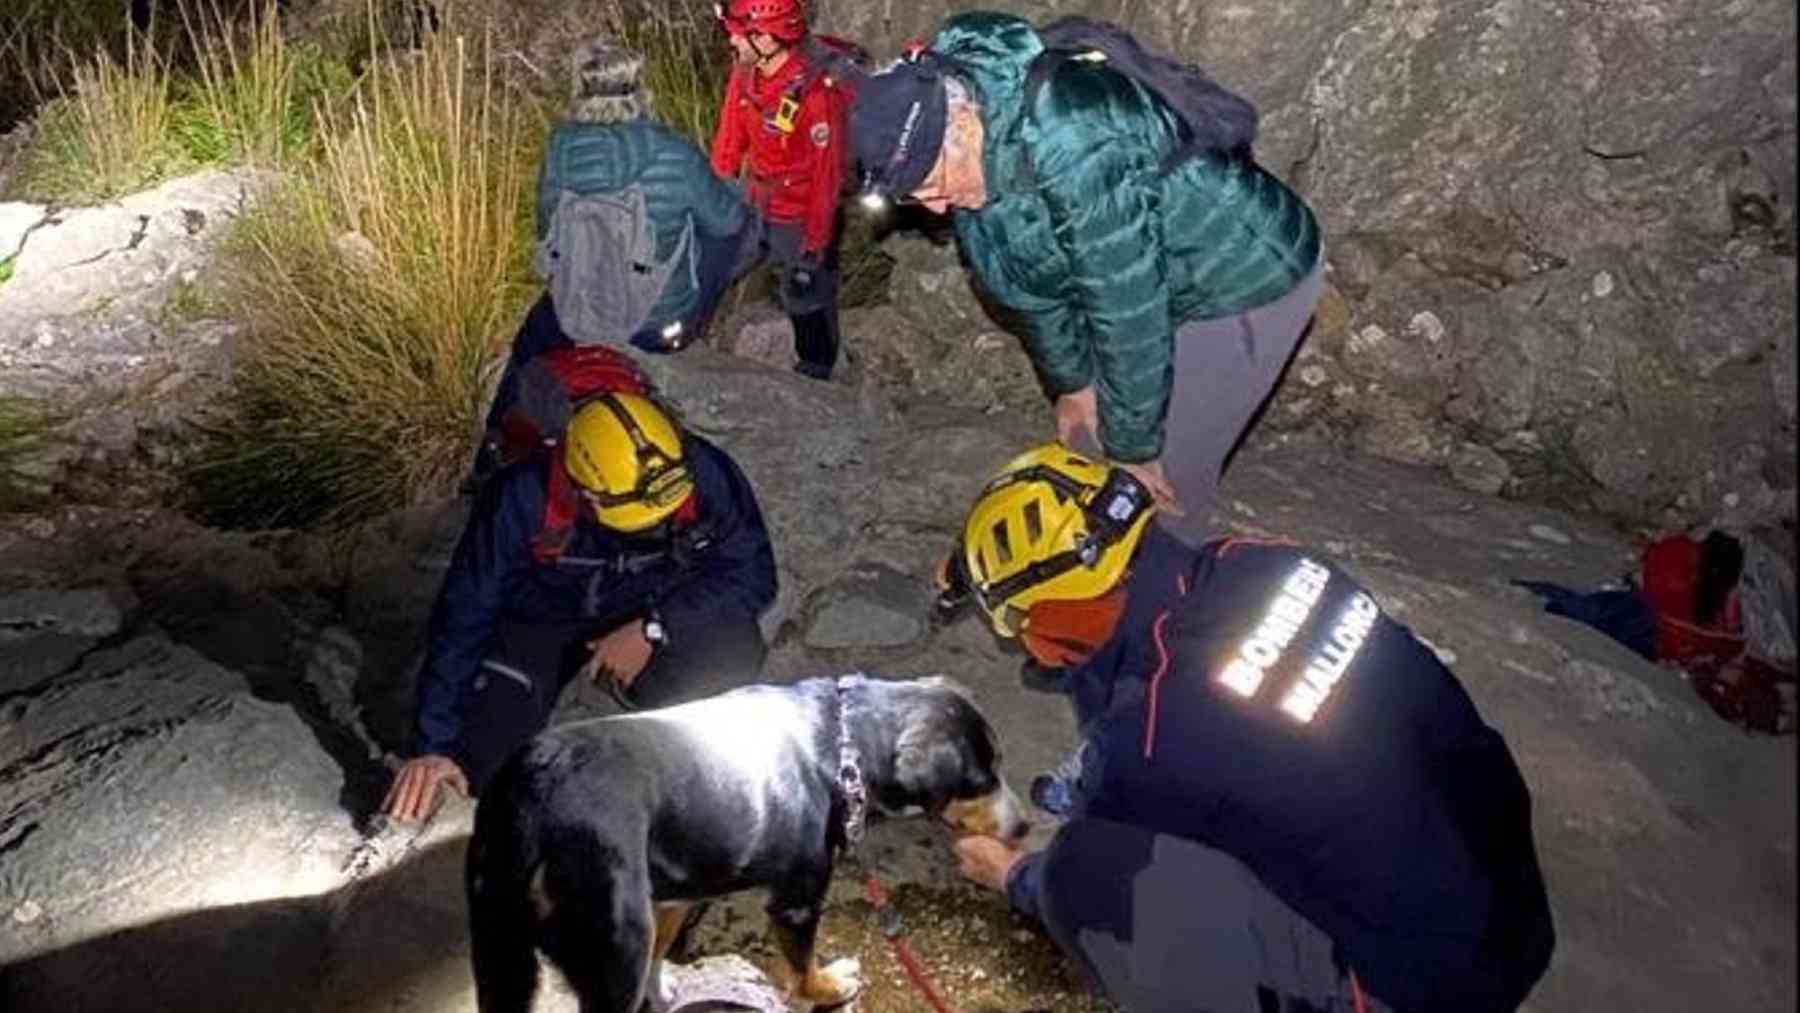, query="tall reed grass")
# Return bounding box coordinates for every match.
[188,20,541,529]
[177,0,308,166]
